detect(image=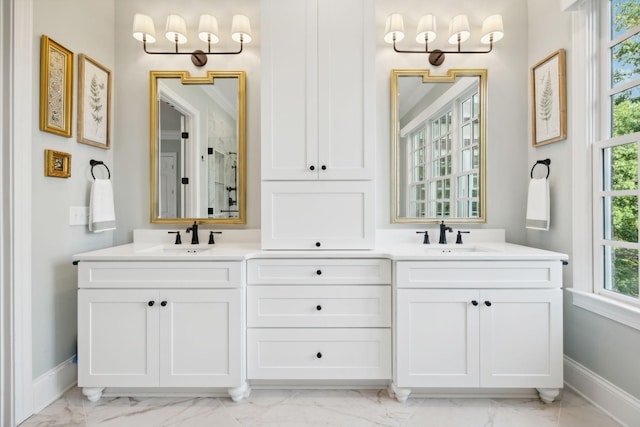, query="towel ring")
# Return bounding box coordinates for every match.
[530,159,550,179]
[90,159,111,180]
